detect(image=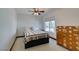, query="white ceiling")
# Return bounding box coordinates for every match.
[15,8,56,16]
